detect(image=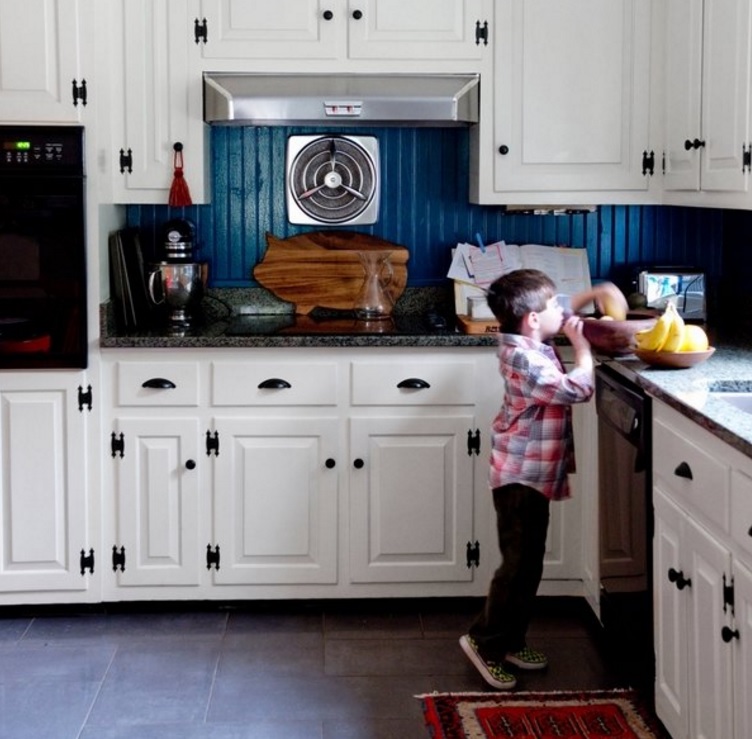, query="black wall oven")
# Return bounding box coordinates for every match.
[0,125,87,369]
